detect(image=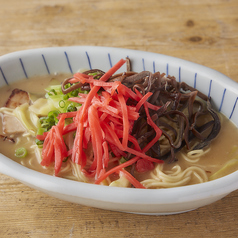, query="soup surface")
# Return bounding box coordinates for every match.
[0,73,238,188]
